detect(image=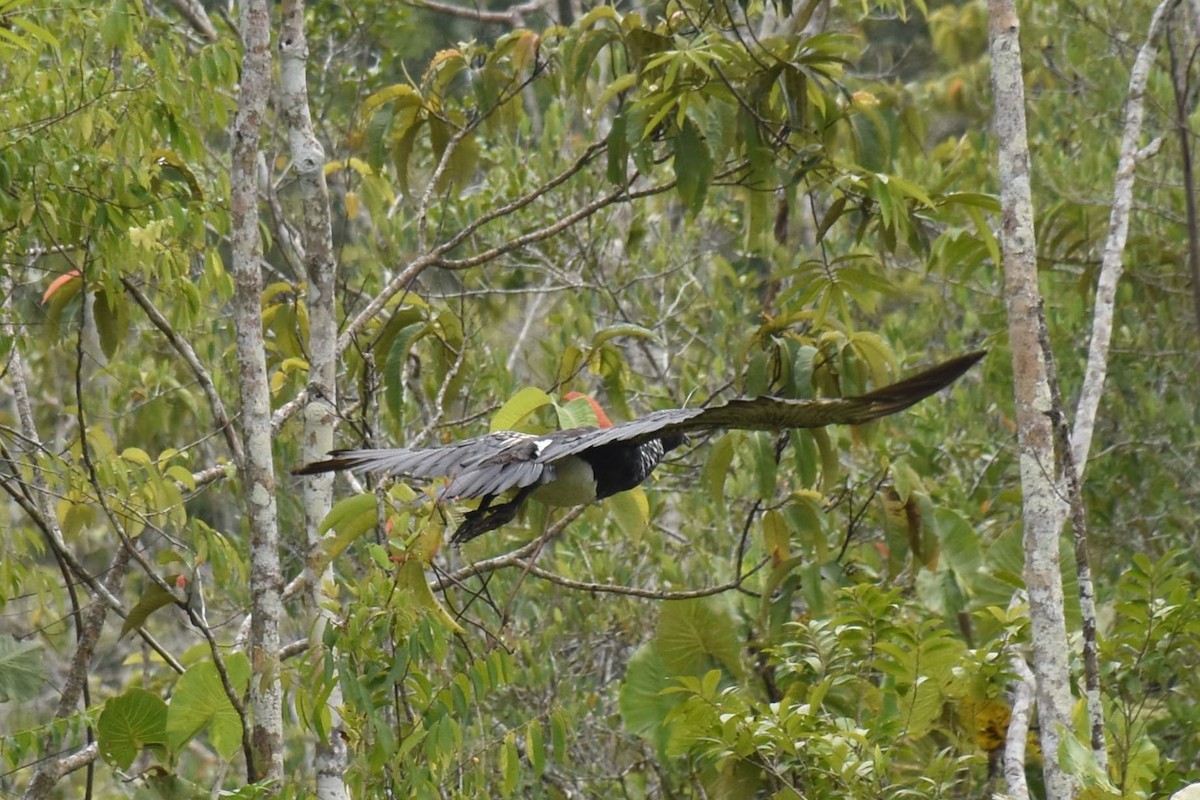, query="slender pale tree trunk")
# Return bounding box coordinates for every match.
[231,0,284,784]
[987,1,1075,797]
[279,1,348,797]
